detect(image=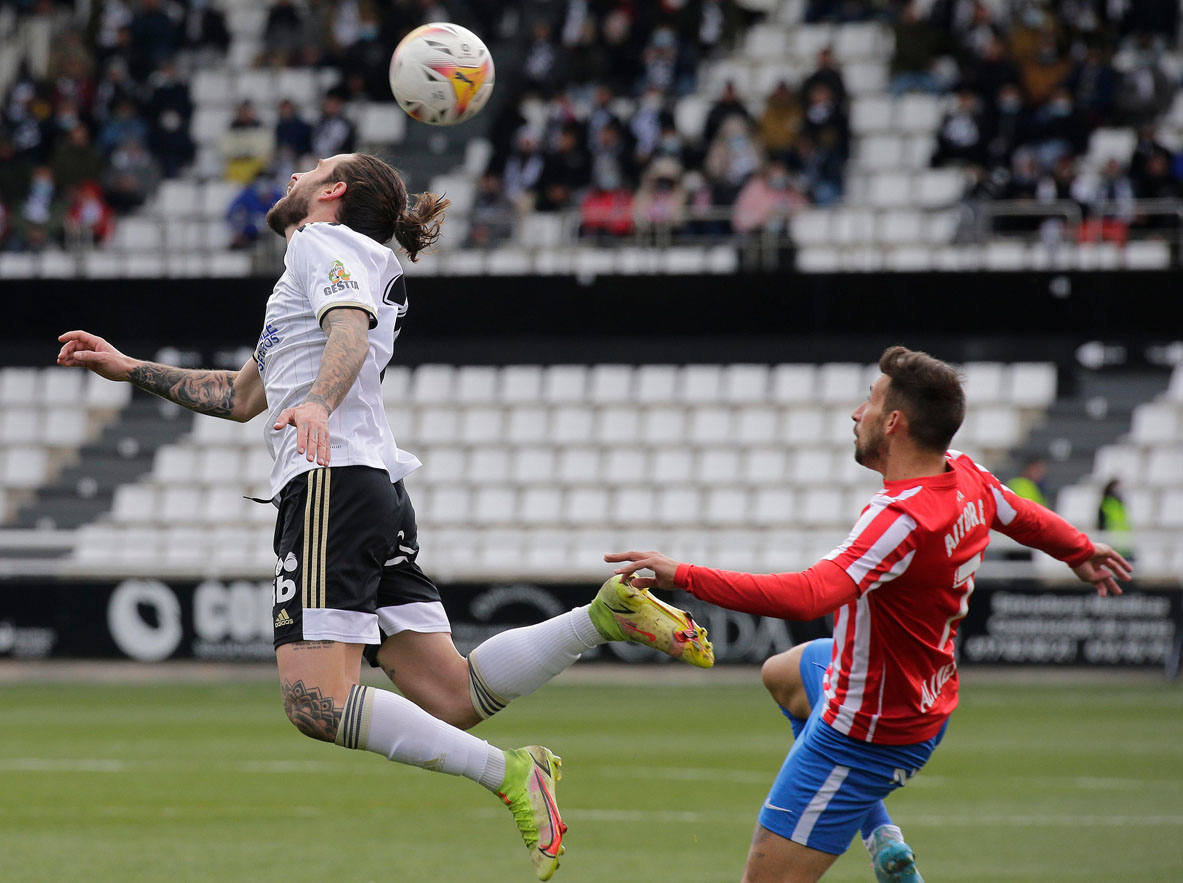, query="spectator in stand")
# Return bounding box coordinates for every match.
[801,81,849,162]
[1130,150,1181,230]
[51,123,104,196]
[703,80,752,149]
[731,158,807,235]
[1025,87,1088,168]
[586,85,623,153]
[4,78,51,164]
[801,47,847,111]
[792,131,846,206]
[49,38,96,116]
[15,165,62,251]
[181,0,231,63]
[0,136,32,209]
[633,156,687,235]
[468,173,517,246]
[523,20,561,96]
[985,82,1030,170]
[652,119,690,168]
[102,134,160,211]
[579,163,636,241]
[0,201,9,251]
[1067,43,1118,128]
[274,98,313,178]
[144,59,194,178]
[127,0,180,81]
[589,118,638,195]
[219,100,274,185]
[1129,125,1174,193]
[599,7,644,95]
[637,26,683,97]
[262,0,305,67]
[310,89,356,162]
[1114,39,1173,126]
[1097,478,1133,559]
[98,97,148,155]
[757,80,802,160]
[227,172,284,250]
[932,88,988,167]
[629,86,668,169]
[704,116,761,205]
[92,57,141,129]
[964,35,1021,106]
[1006,457,1049,506]
[536,122,590,212]
[1014,27,1073,107]
[889,1,944,95]
[64,181,115,245]
[1077,157,1135,242]
[503,126,545,211]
